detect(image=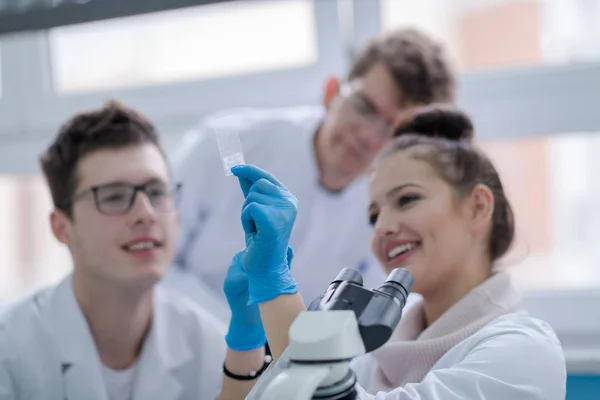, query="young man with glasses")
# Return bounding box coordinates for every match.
[0,101,226,400]
[165,28,457,324]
